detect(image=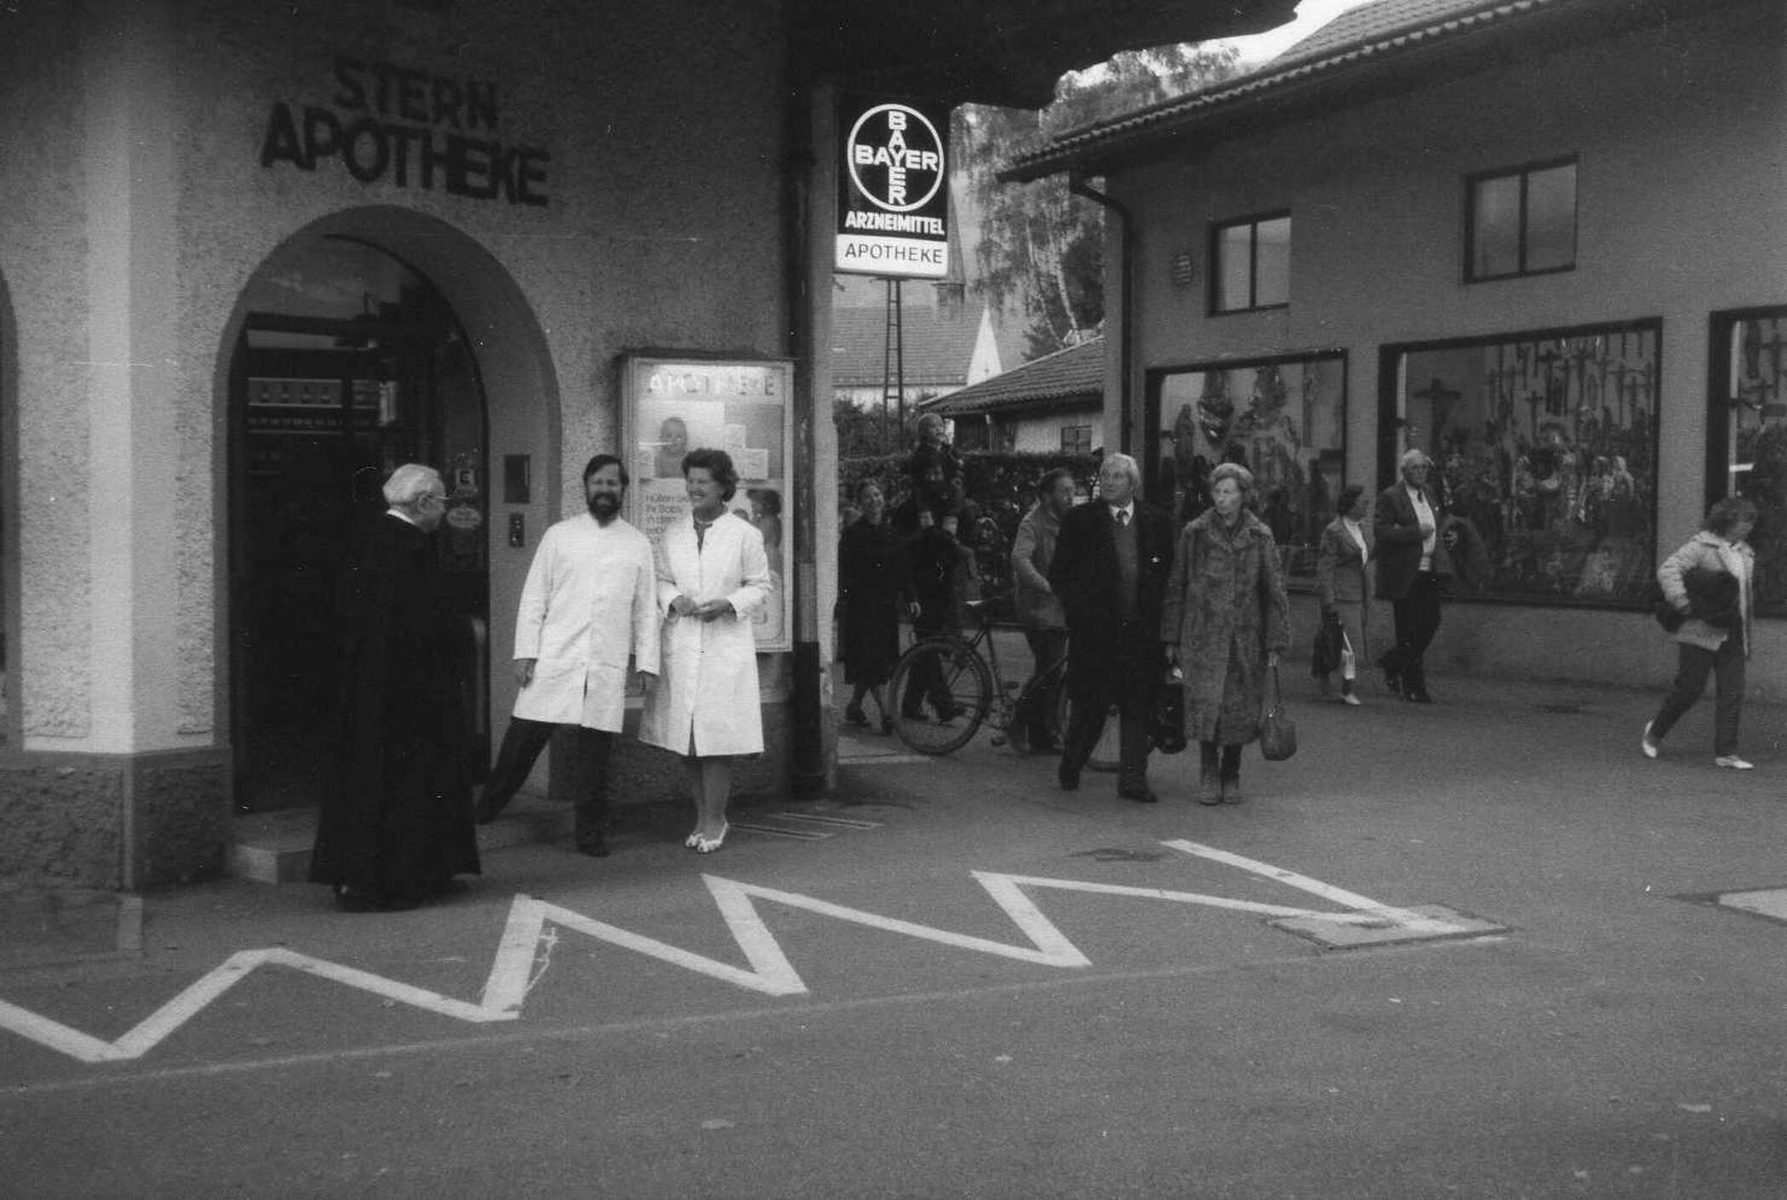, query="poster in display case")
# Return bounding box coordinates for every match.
[621,355,794,651]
